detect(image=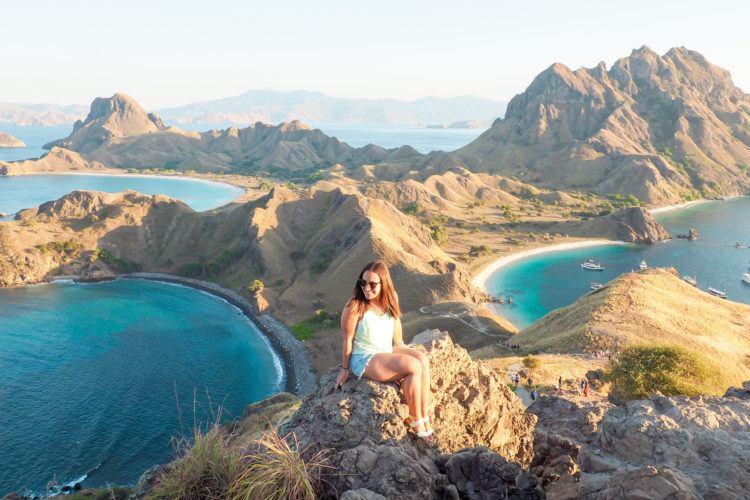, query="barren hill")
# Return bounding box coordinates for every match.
[451,47,750,203]
[0,186,486,322]
[44,93,165,153]
[0,131,25,148]
[41,93,422,172]
[514,267,750,386]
